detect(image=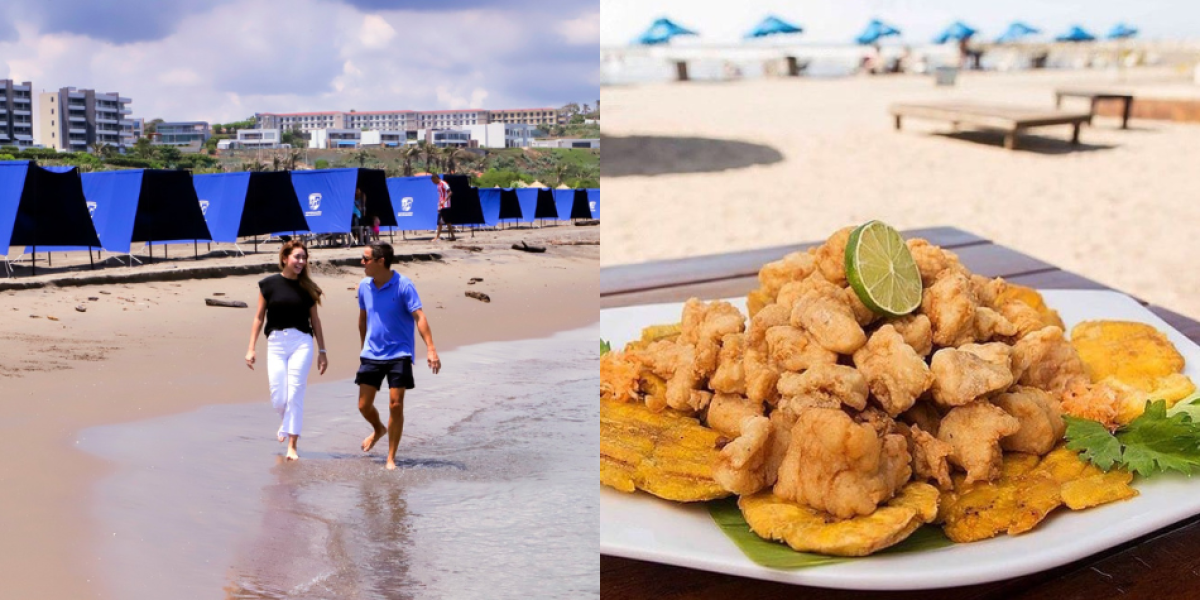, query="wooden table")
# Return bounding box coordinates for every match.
[601,226,1200,600]
[889,103,1092,150]
[1055,89,1135,130]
